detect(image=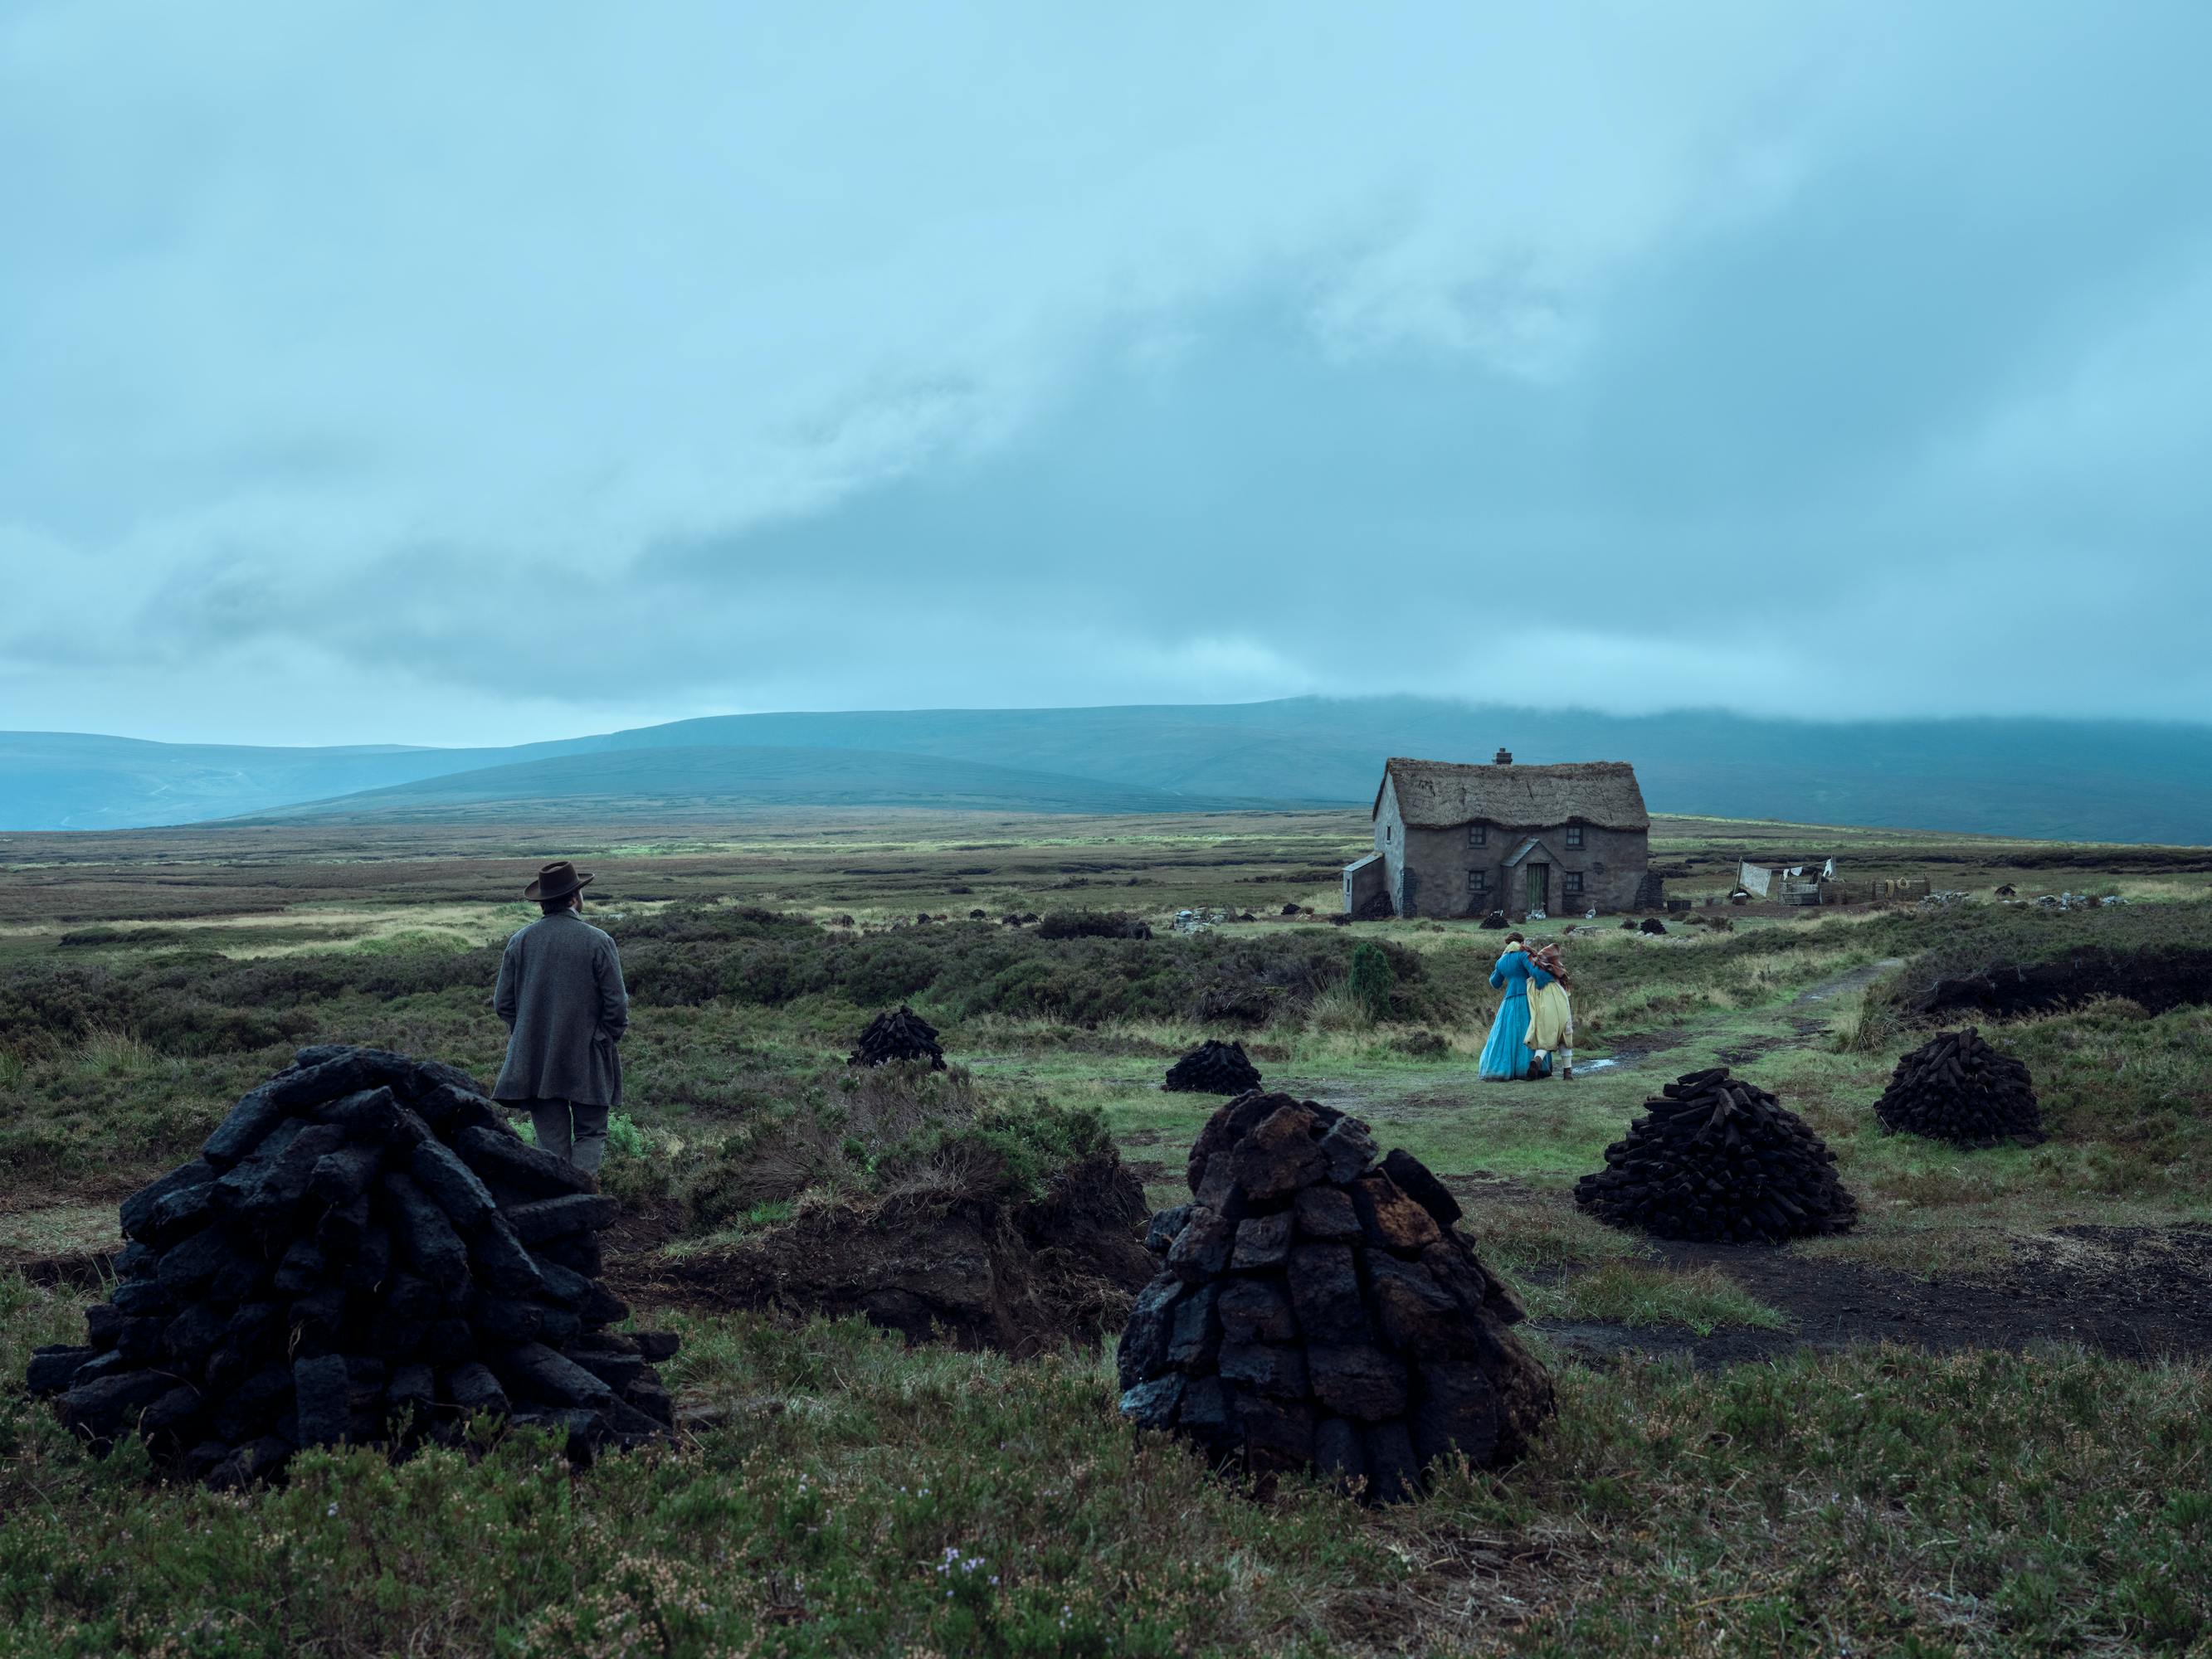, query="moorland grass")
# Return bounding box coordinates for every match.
[0,1272,2204,1656]
[4,830,2211,1653]
[1518,1260,1792,1335]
